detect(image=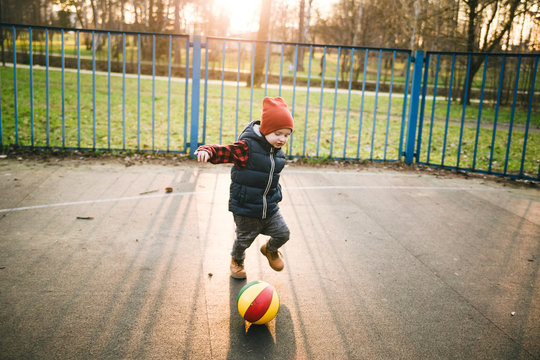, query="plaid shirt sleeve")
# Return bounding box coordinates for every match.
[196,140,249,168]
